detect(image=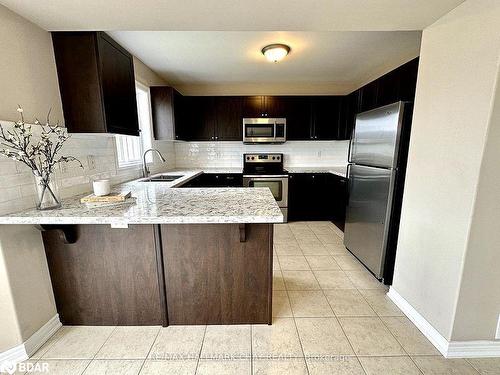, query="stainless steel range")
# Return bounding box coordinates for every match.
[243,153,288,222]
